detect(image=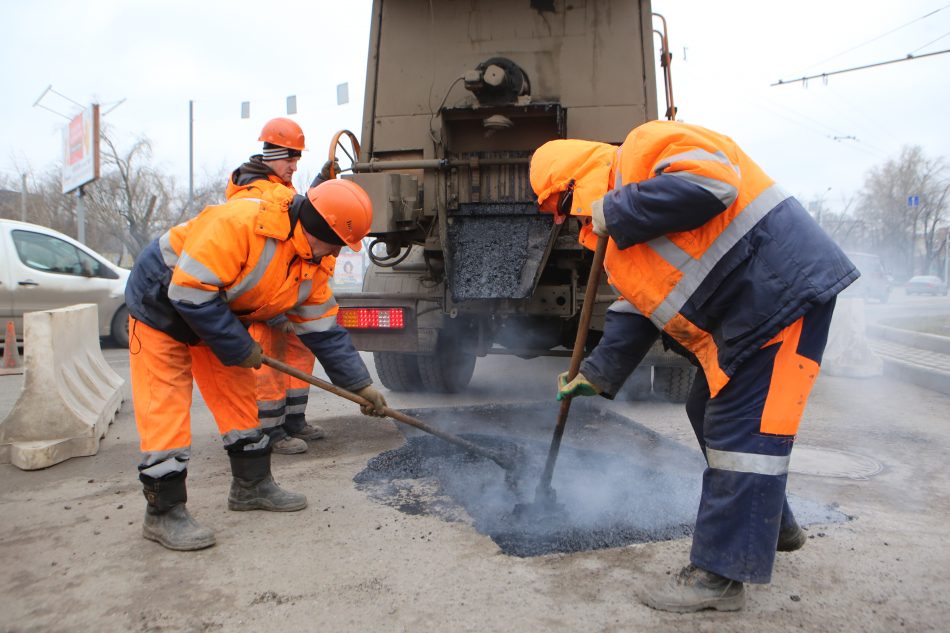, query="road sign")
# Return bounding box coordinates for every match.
[908,195,920,207]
